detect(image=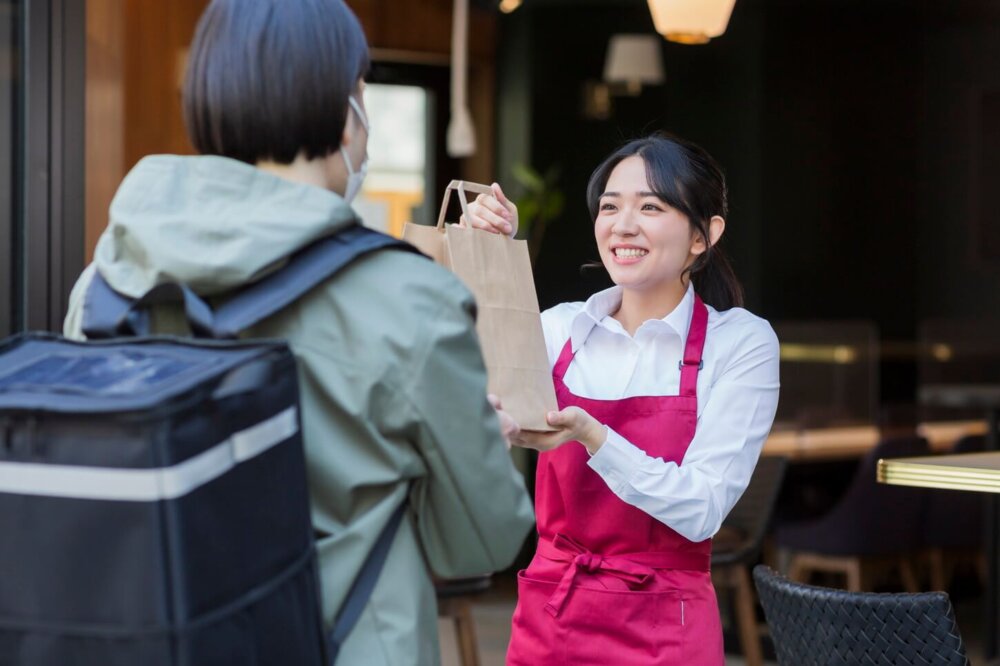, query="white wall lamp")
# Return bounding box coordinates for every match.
[583,34,664,120]
[447,0,476,157]
[647,0,737,45]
